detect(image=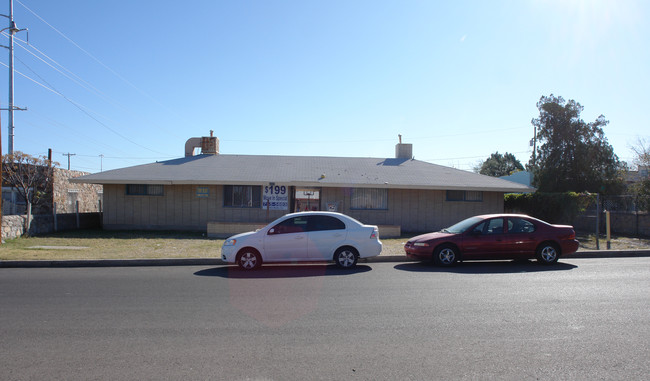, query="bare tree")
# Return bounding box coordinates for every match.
[630,137,650,169]
[2,152,57,234]
[629,138,650,212]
